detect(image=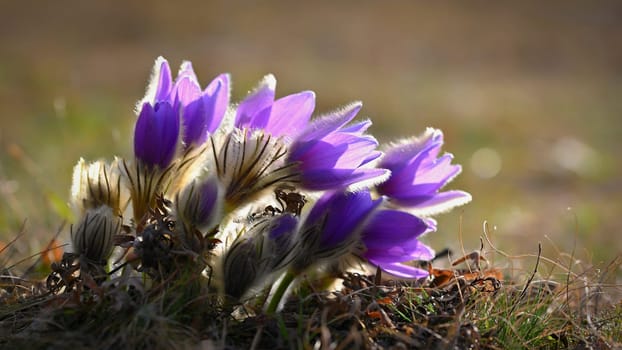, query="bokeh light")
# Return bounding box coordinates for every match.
[470,147,502,179]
